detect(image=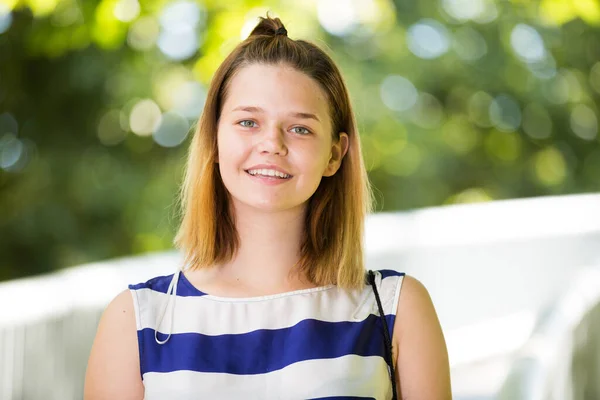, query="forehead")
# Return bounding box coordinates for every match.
[222,63,330,119]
